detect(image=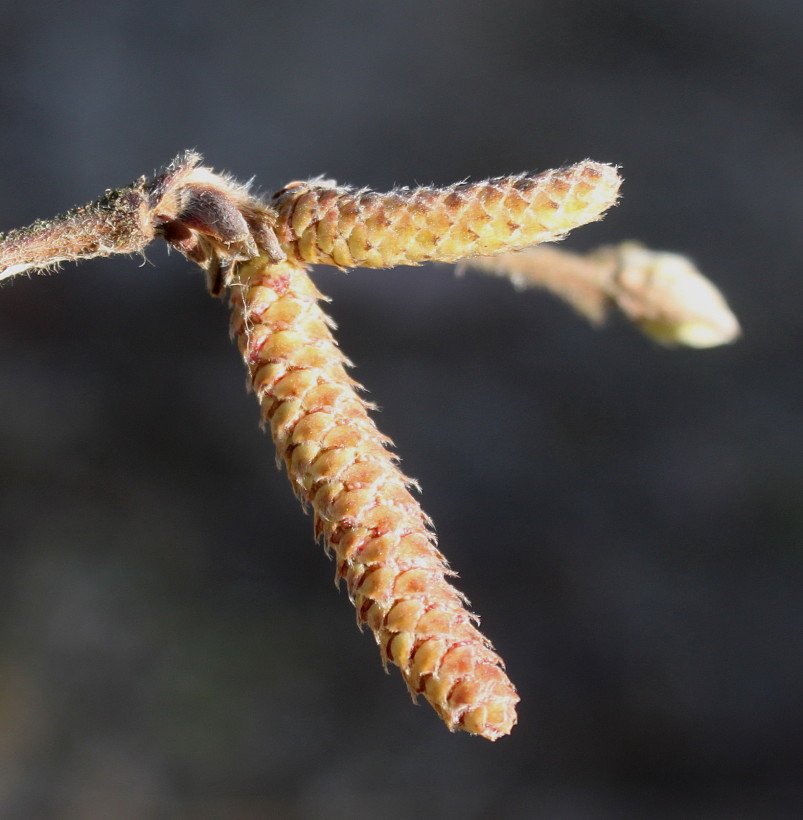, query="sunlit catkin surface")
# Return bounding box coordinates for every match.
[272,161,620,269]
